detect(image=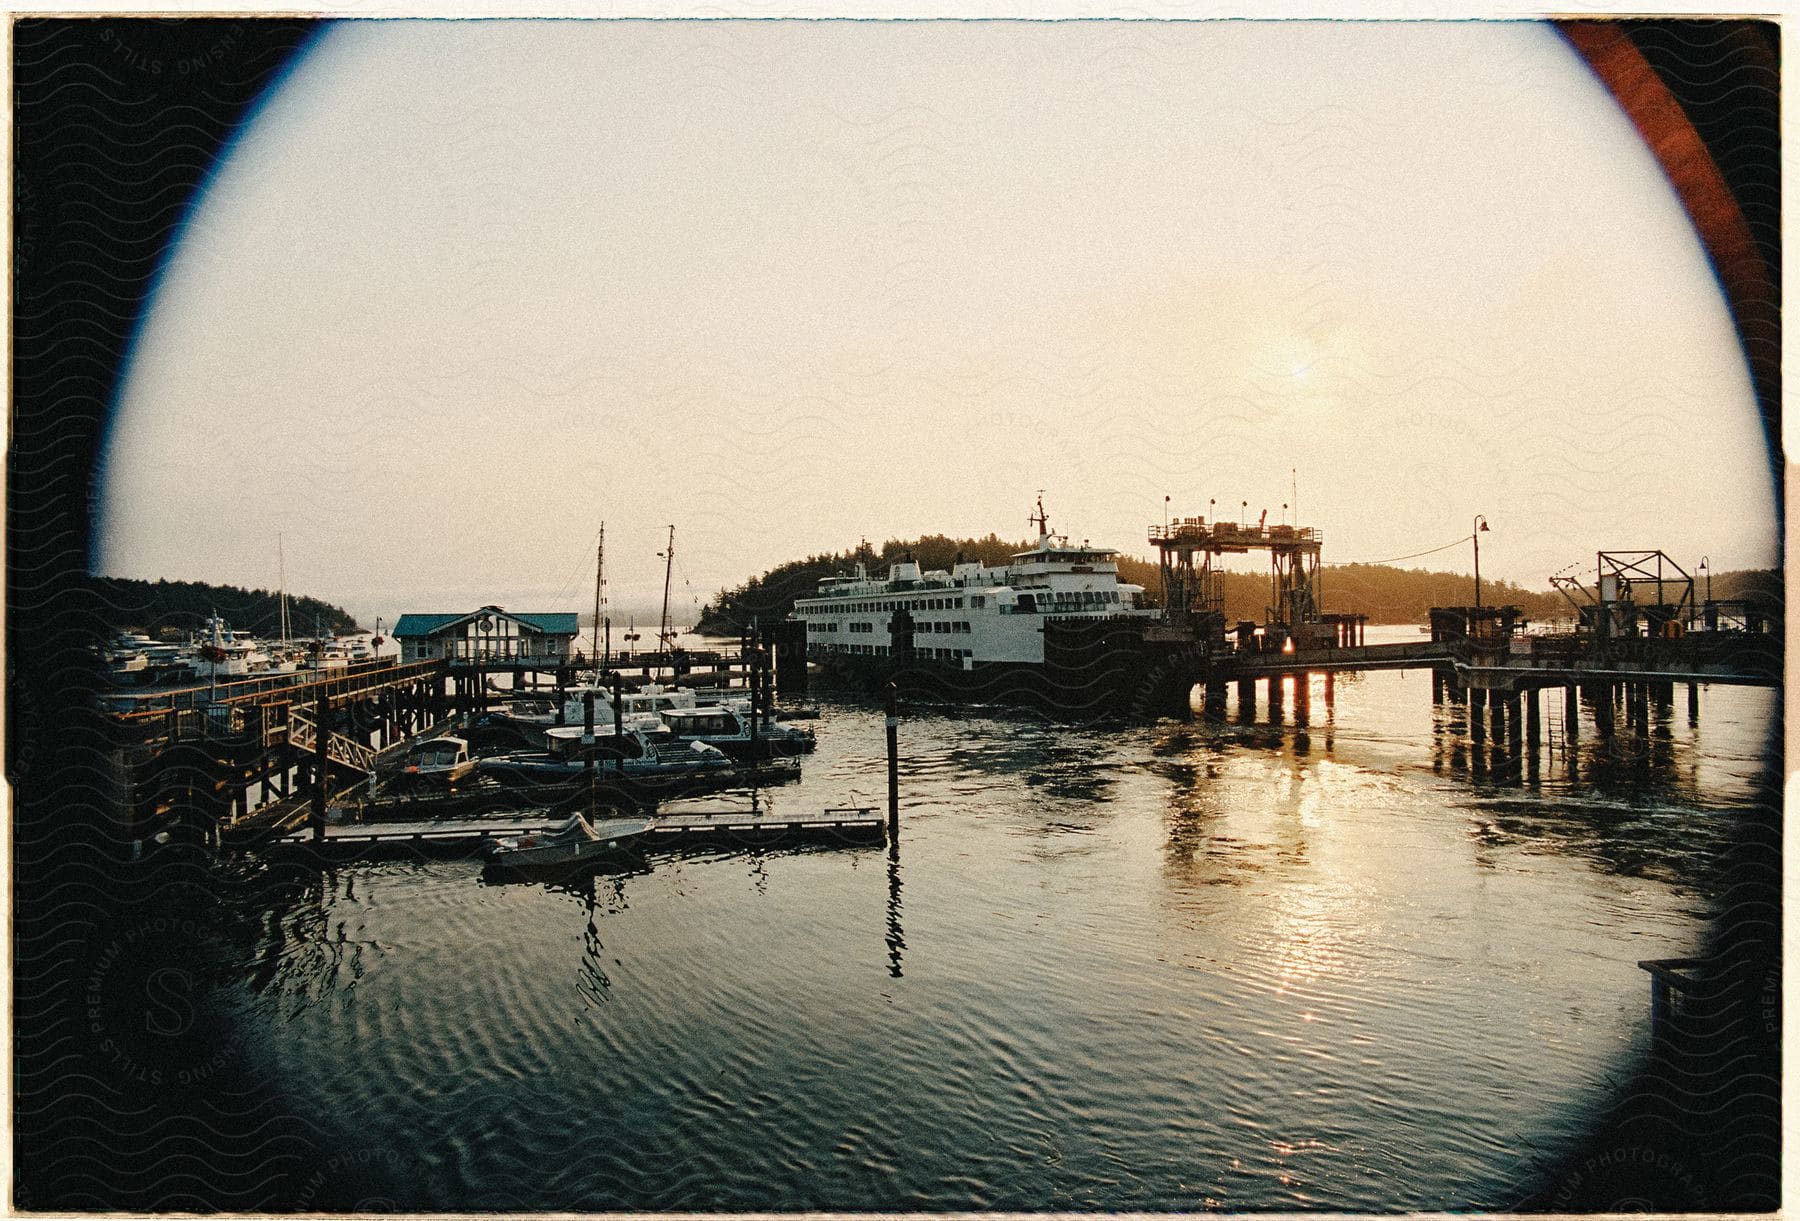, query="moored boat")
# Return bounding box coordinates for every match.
[790,496,1160,681]
[485,815,650,868]
[396,735,477,788]
[479,725,734,790]
[187,613,273,678]
[659,705,815,761]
